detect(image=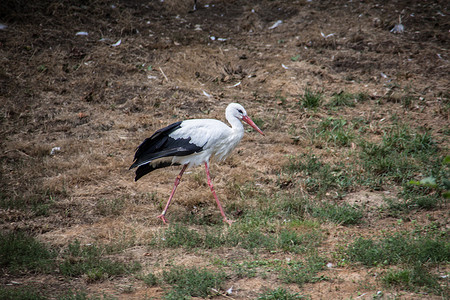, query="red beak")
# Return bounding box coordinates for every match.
[242,116,264,135]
